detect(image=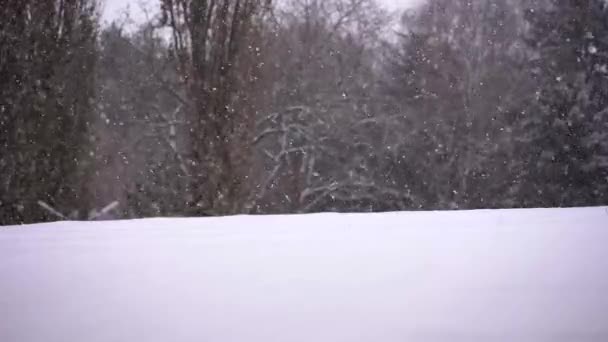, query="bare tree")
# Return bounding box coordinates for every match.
[248,0,408,213]
[94,22,189,218]
[383,0,534,209]
[160,0,272,215]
